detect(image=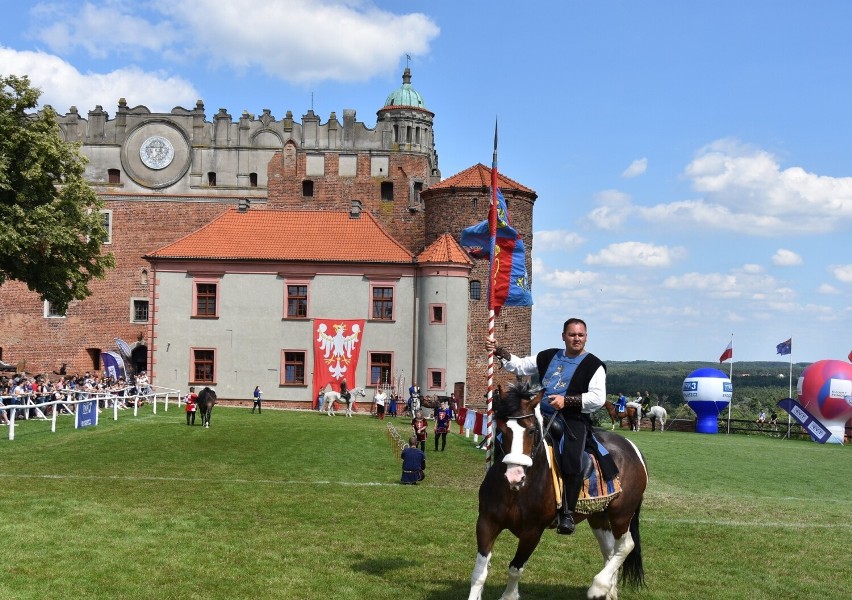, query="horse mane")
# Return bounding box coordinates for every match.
[494,382,539,419]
